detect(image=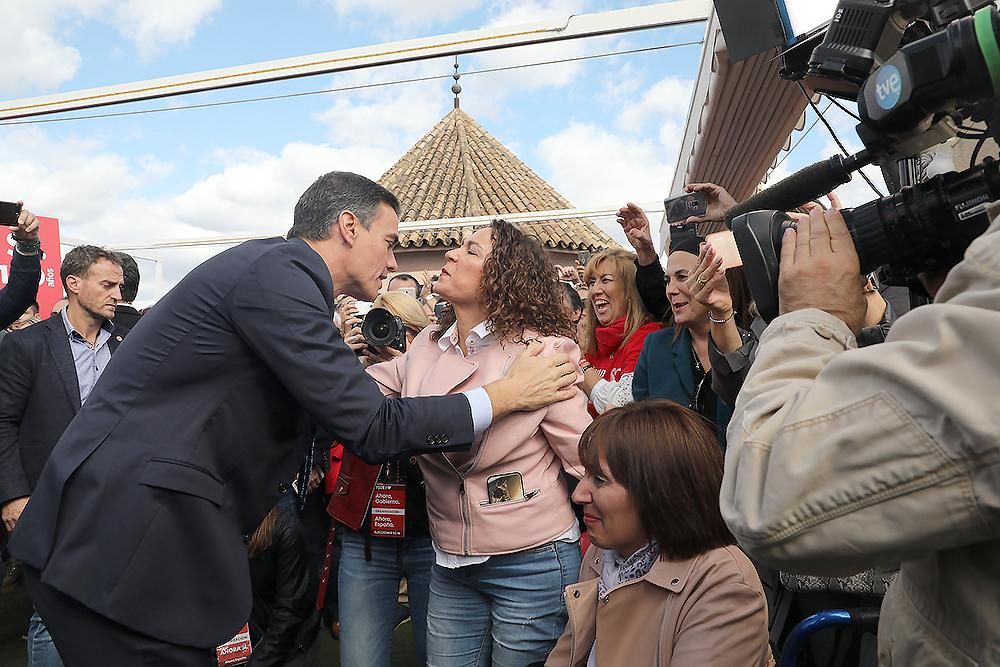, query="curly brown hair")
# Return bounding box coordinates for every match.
[432,219,575,343]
